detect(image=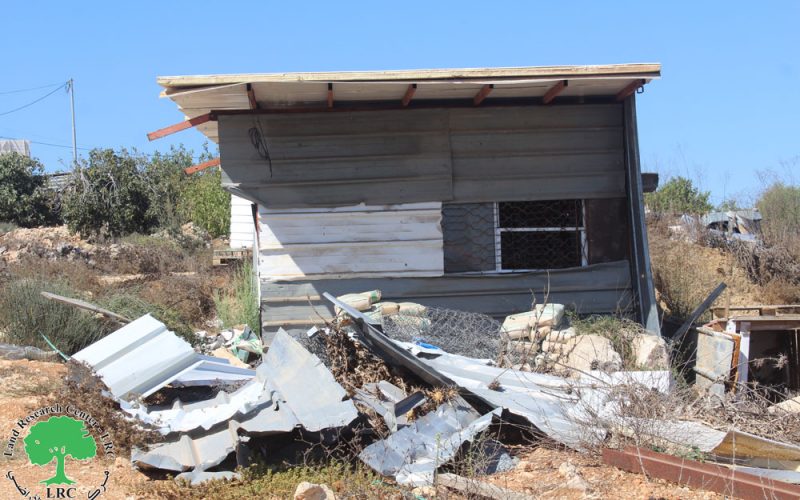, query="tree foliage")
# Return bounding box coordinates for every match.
[62,149,155,237]
[23,416,97,485]
[645,176,712,215]
[61,145,229,238]
[0,152,60,227]
[179,167,231,238]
